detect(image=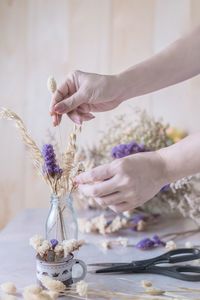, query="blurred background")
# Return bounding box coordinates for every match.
[1,0,200,228]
